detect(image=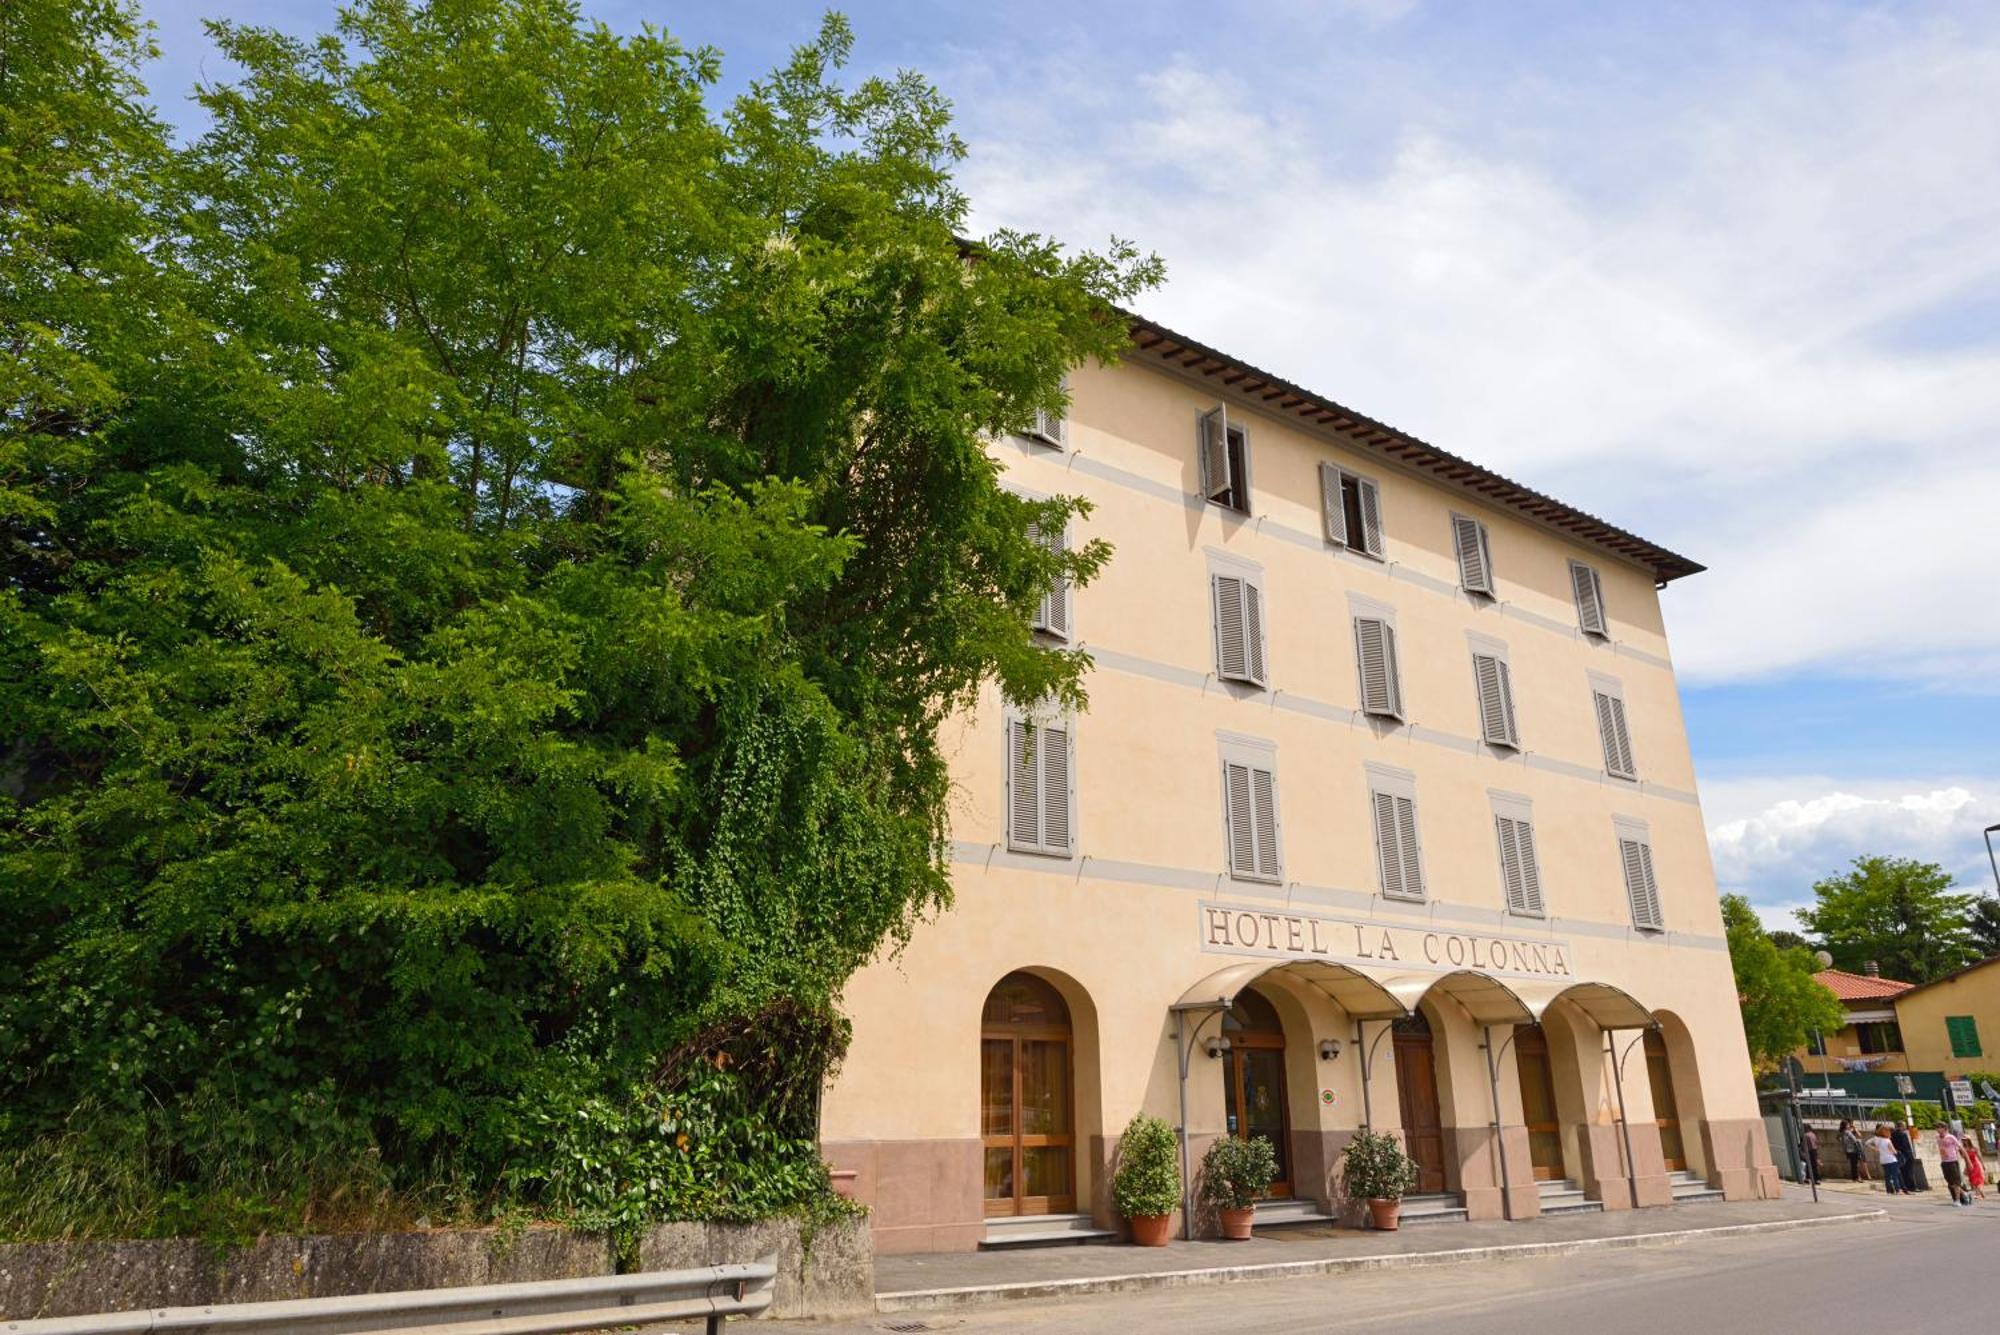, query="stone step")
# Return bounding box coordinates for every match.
[1536,1180,1604,1215]
[1398,1194,1469,1226]
[979,1213,1117,1250]
[1671,1184,1725,1204]
[1250,1197,1338,1229]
